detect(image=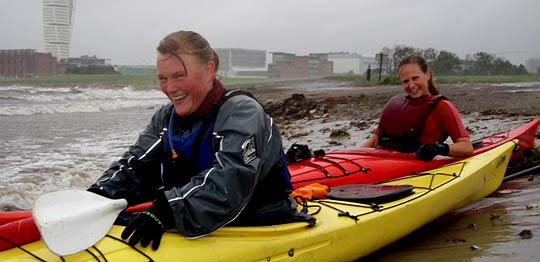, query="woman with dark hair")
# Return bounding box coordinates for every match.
[88,30,312,250]
[360,55,473,161]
